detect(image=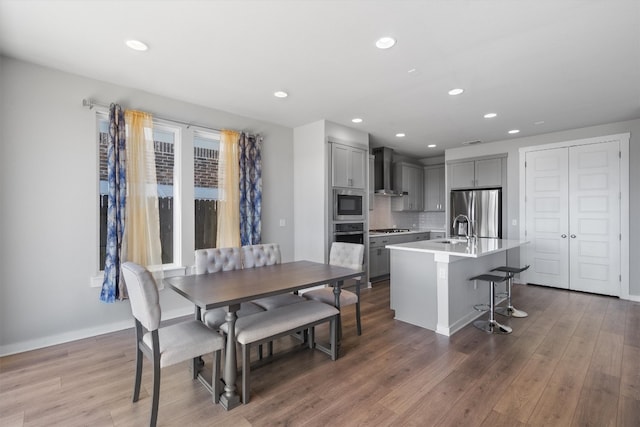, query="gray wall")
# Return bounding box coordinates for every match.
[0,57,294,355]
[446,119,640,297]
